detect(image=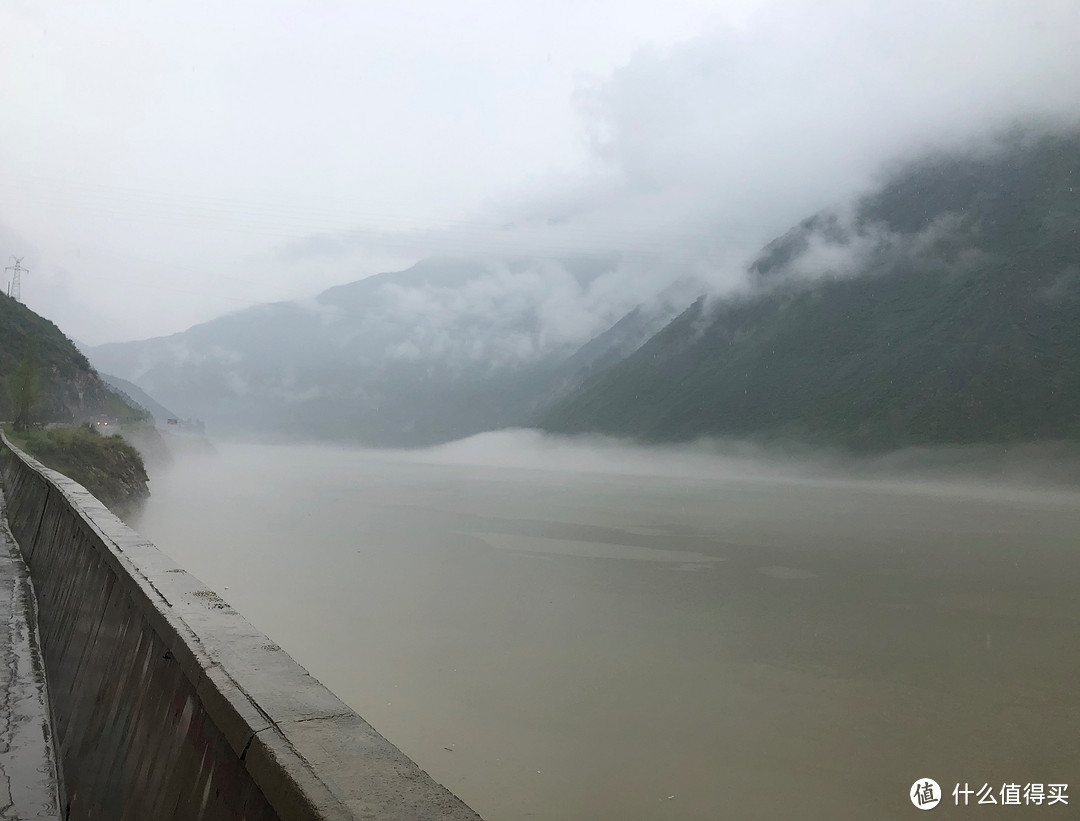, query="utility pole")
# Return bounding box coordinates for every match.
[5,257,28,302]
